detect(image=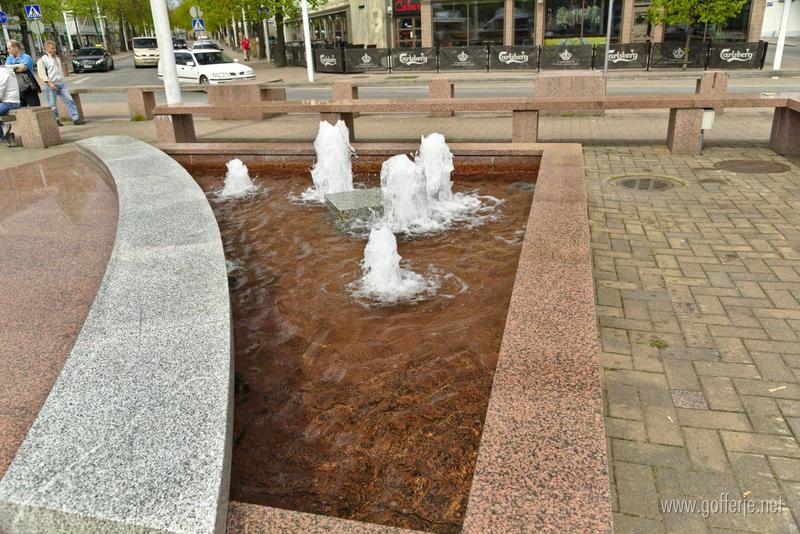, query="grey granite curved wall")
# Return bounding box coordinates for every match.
[0,136,233,533]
